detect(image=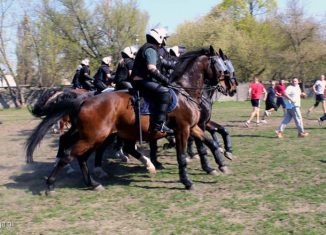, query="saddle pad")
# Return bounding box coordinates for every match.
[140,89,177,115]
